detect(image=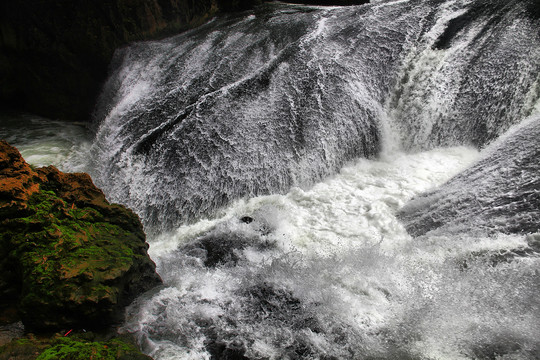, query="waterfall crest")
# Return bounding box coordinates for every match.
[89,0,538,231]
